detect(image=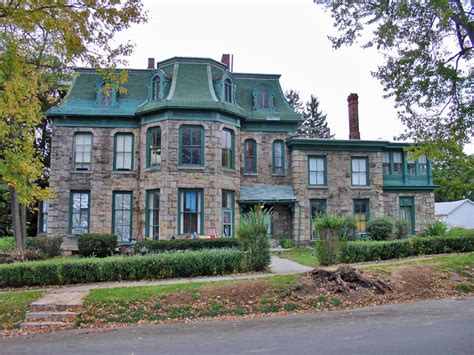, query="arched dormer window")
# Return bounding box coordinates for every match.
[213,71,235,104]
[95,81,118,107]
[252,83,275,111]
[147,69,171,102]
